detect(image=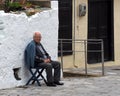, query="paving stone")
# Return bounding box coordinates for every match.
[0,66,120,96]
